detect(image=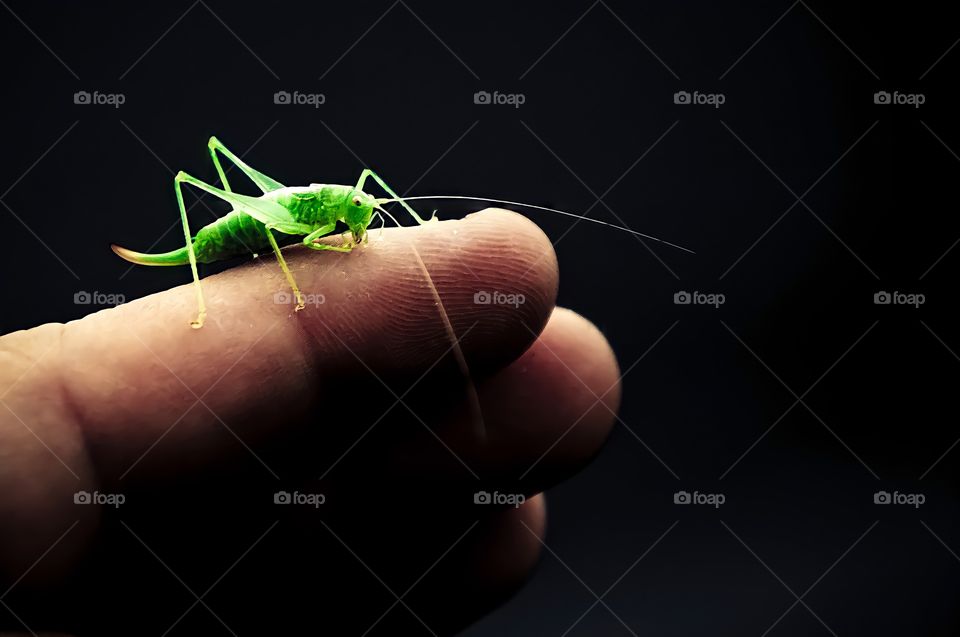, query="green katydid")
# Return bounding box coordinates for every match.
[112,136,691,329]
